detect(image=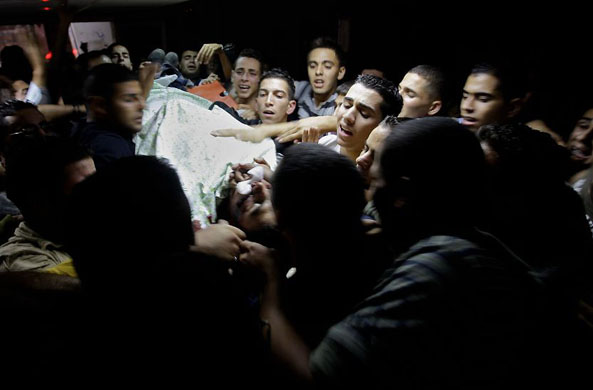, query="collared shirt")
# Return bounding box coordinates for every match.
[294,81,337,119]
